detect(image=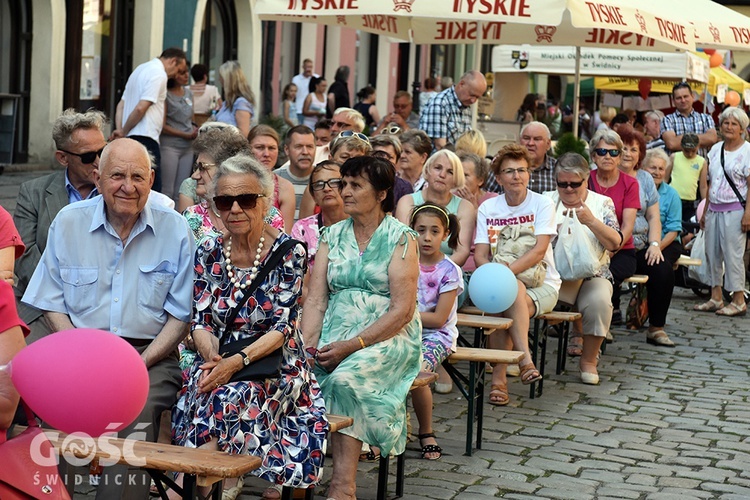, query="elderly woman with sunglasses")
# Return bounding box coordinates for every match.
[182,128,284,245]
[172,154,327,500]
[544,153,622,385]
[395,149,476,267]
[587,129,639,326]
